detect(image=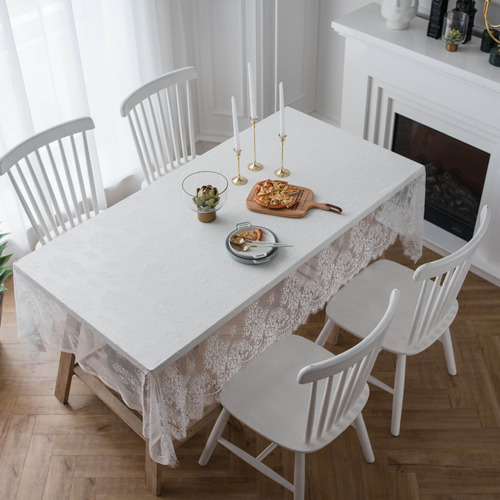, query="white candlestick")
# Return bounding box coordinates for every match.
[248,62,257,120]
[279,82,285,137]
[231,96,241,151]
